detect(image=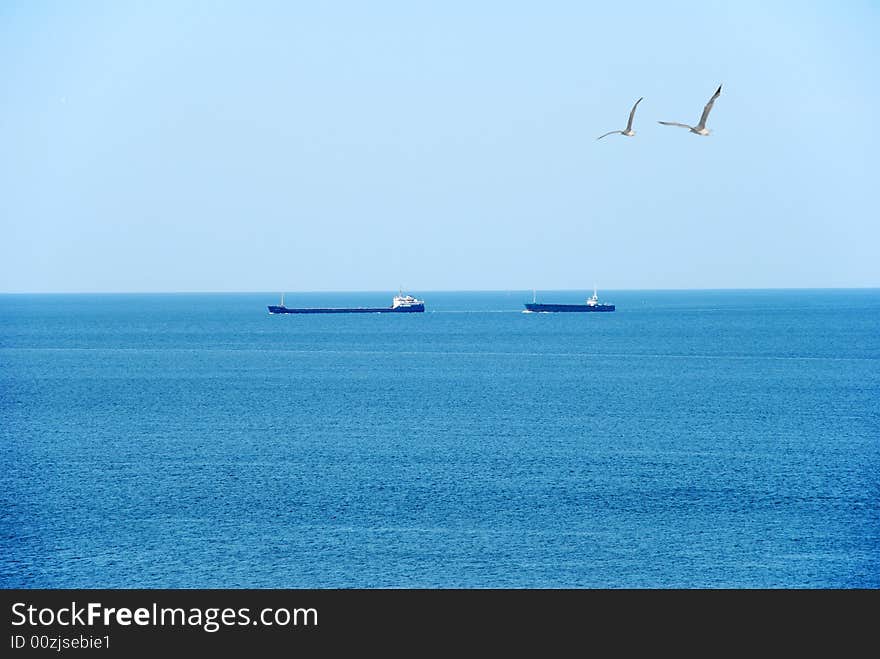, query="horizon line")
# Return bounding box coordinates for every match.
[2,286,879,295]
